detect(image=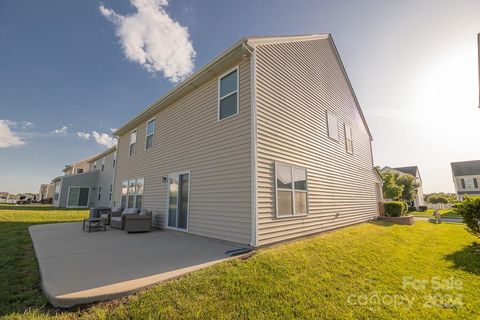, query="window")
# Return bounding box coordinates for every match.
[67,187,89,207]
[145,119,155,150]
[474,178,478,189]
[109,184,113,201]
[275,162,308,217]
[93,161,97,170]
[113,152,116,168]
[121,178,144,208]
[327,111,339,141]
[344,124,353,154]
[461,178,466,189]
[129,130,137,156]
[76,168,84,174]
[121,181,128,208]
[54,183,60,201]
[218,68,239,120]
[101,157,105,172]
[97,186,102,201]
